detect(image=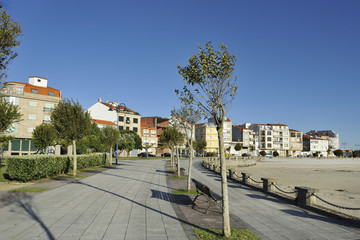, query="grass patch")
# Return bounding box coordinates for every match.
[194,228,260,240]
[172,189,197,195]
[168,176,188,180]
[9,187,49,193]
